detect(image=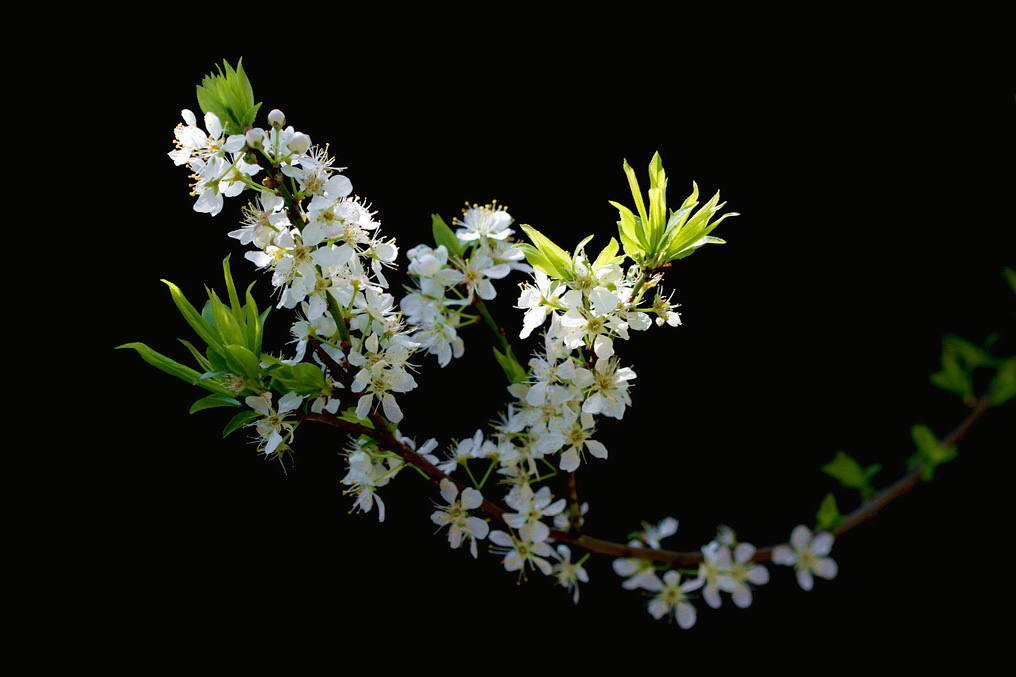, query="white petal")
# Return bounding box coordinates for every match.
[790,525,812,550]
[796,569,814,591]
[815,558,838,580]
[676,602,697,629]
[747,565,770,585]
[771,545,797,566]
[811,532,835,557]
[461,487,483,510]
[488,530,513,547]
